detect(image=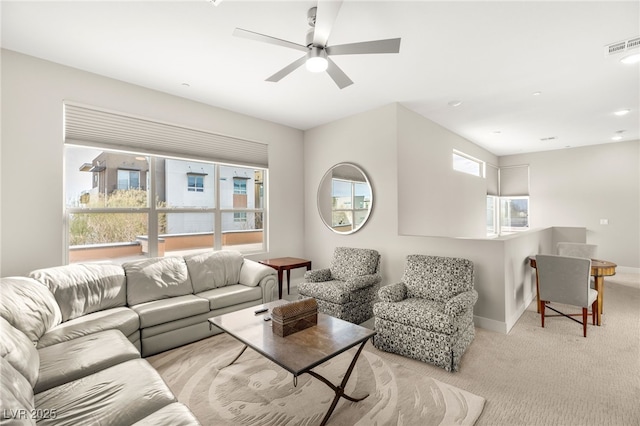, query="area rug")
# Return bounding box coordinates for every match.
[147,333,485,425]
